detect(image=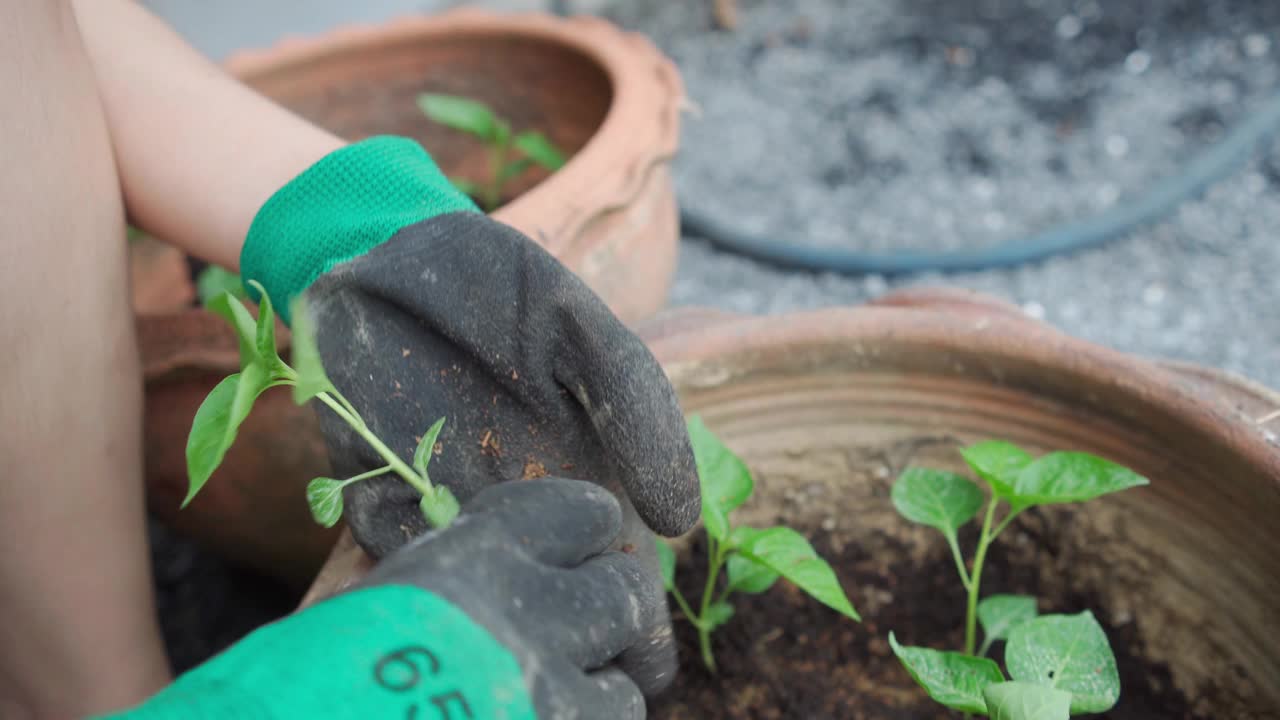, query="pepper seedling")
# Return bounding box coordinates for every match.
[183,283,459,529]
[888,441,1150,719]
[656,416,860,672]
[195,265,246,305]
[417,93,567,211]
